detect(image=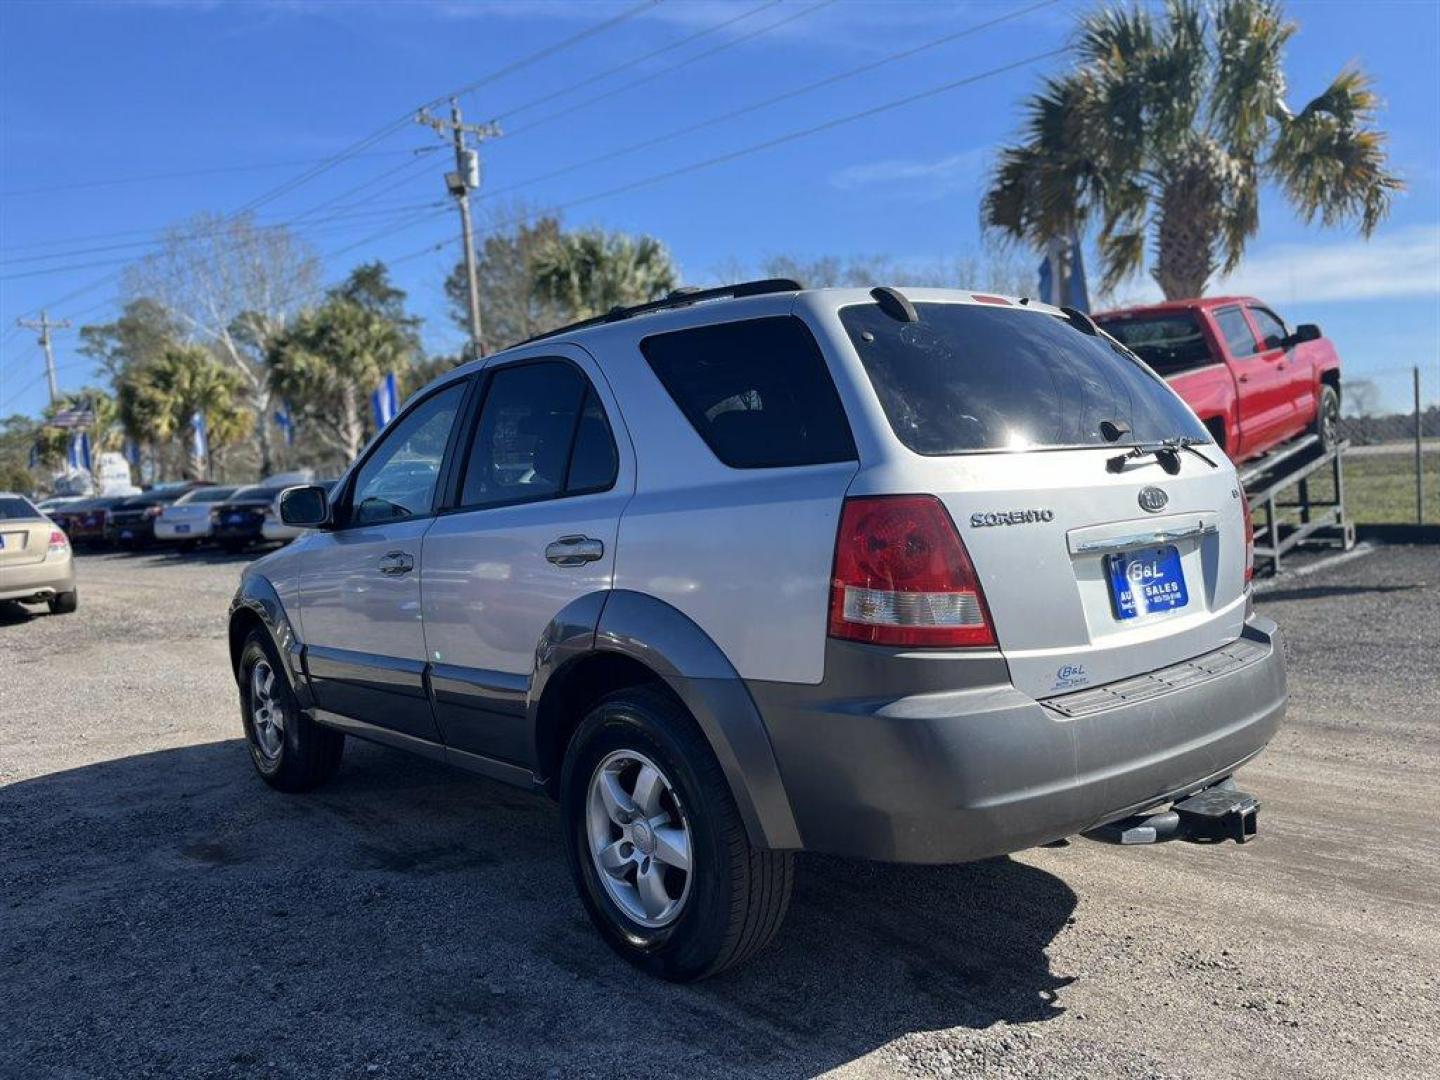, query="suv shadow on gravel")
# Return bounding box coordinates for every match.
[2,738,1077,1077]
